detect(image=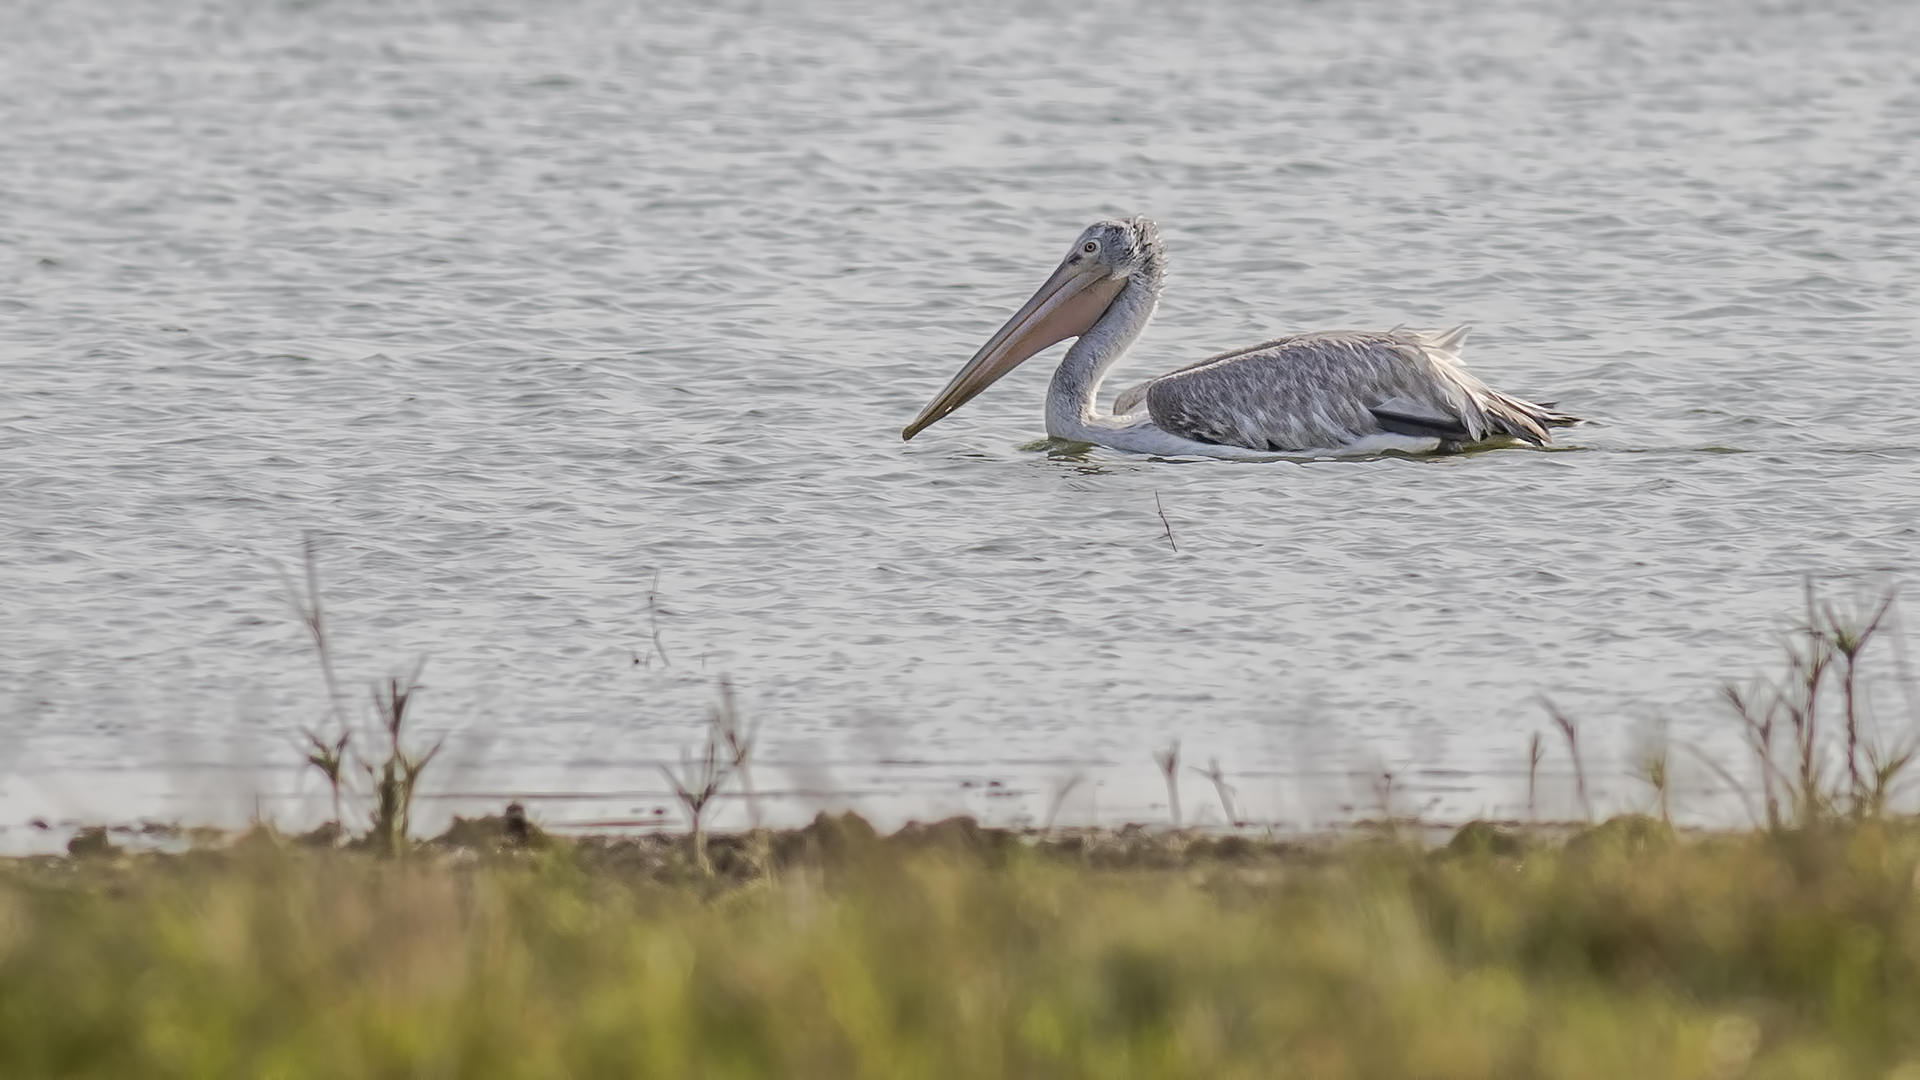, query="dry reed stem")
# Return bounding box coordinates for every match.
[1189,757,1239,826]
[1153,741,1181,827]
[1545,702,1593,822]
